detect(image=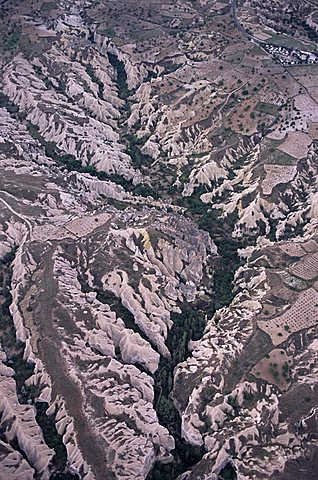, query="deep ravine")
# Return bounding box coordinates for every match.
[104,48,244,479]
[0,44,245,480]
[147,207,242,480]
[0,251,79,480]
